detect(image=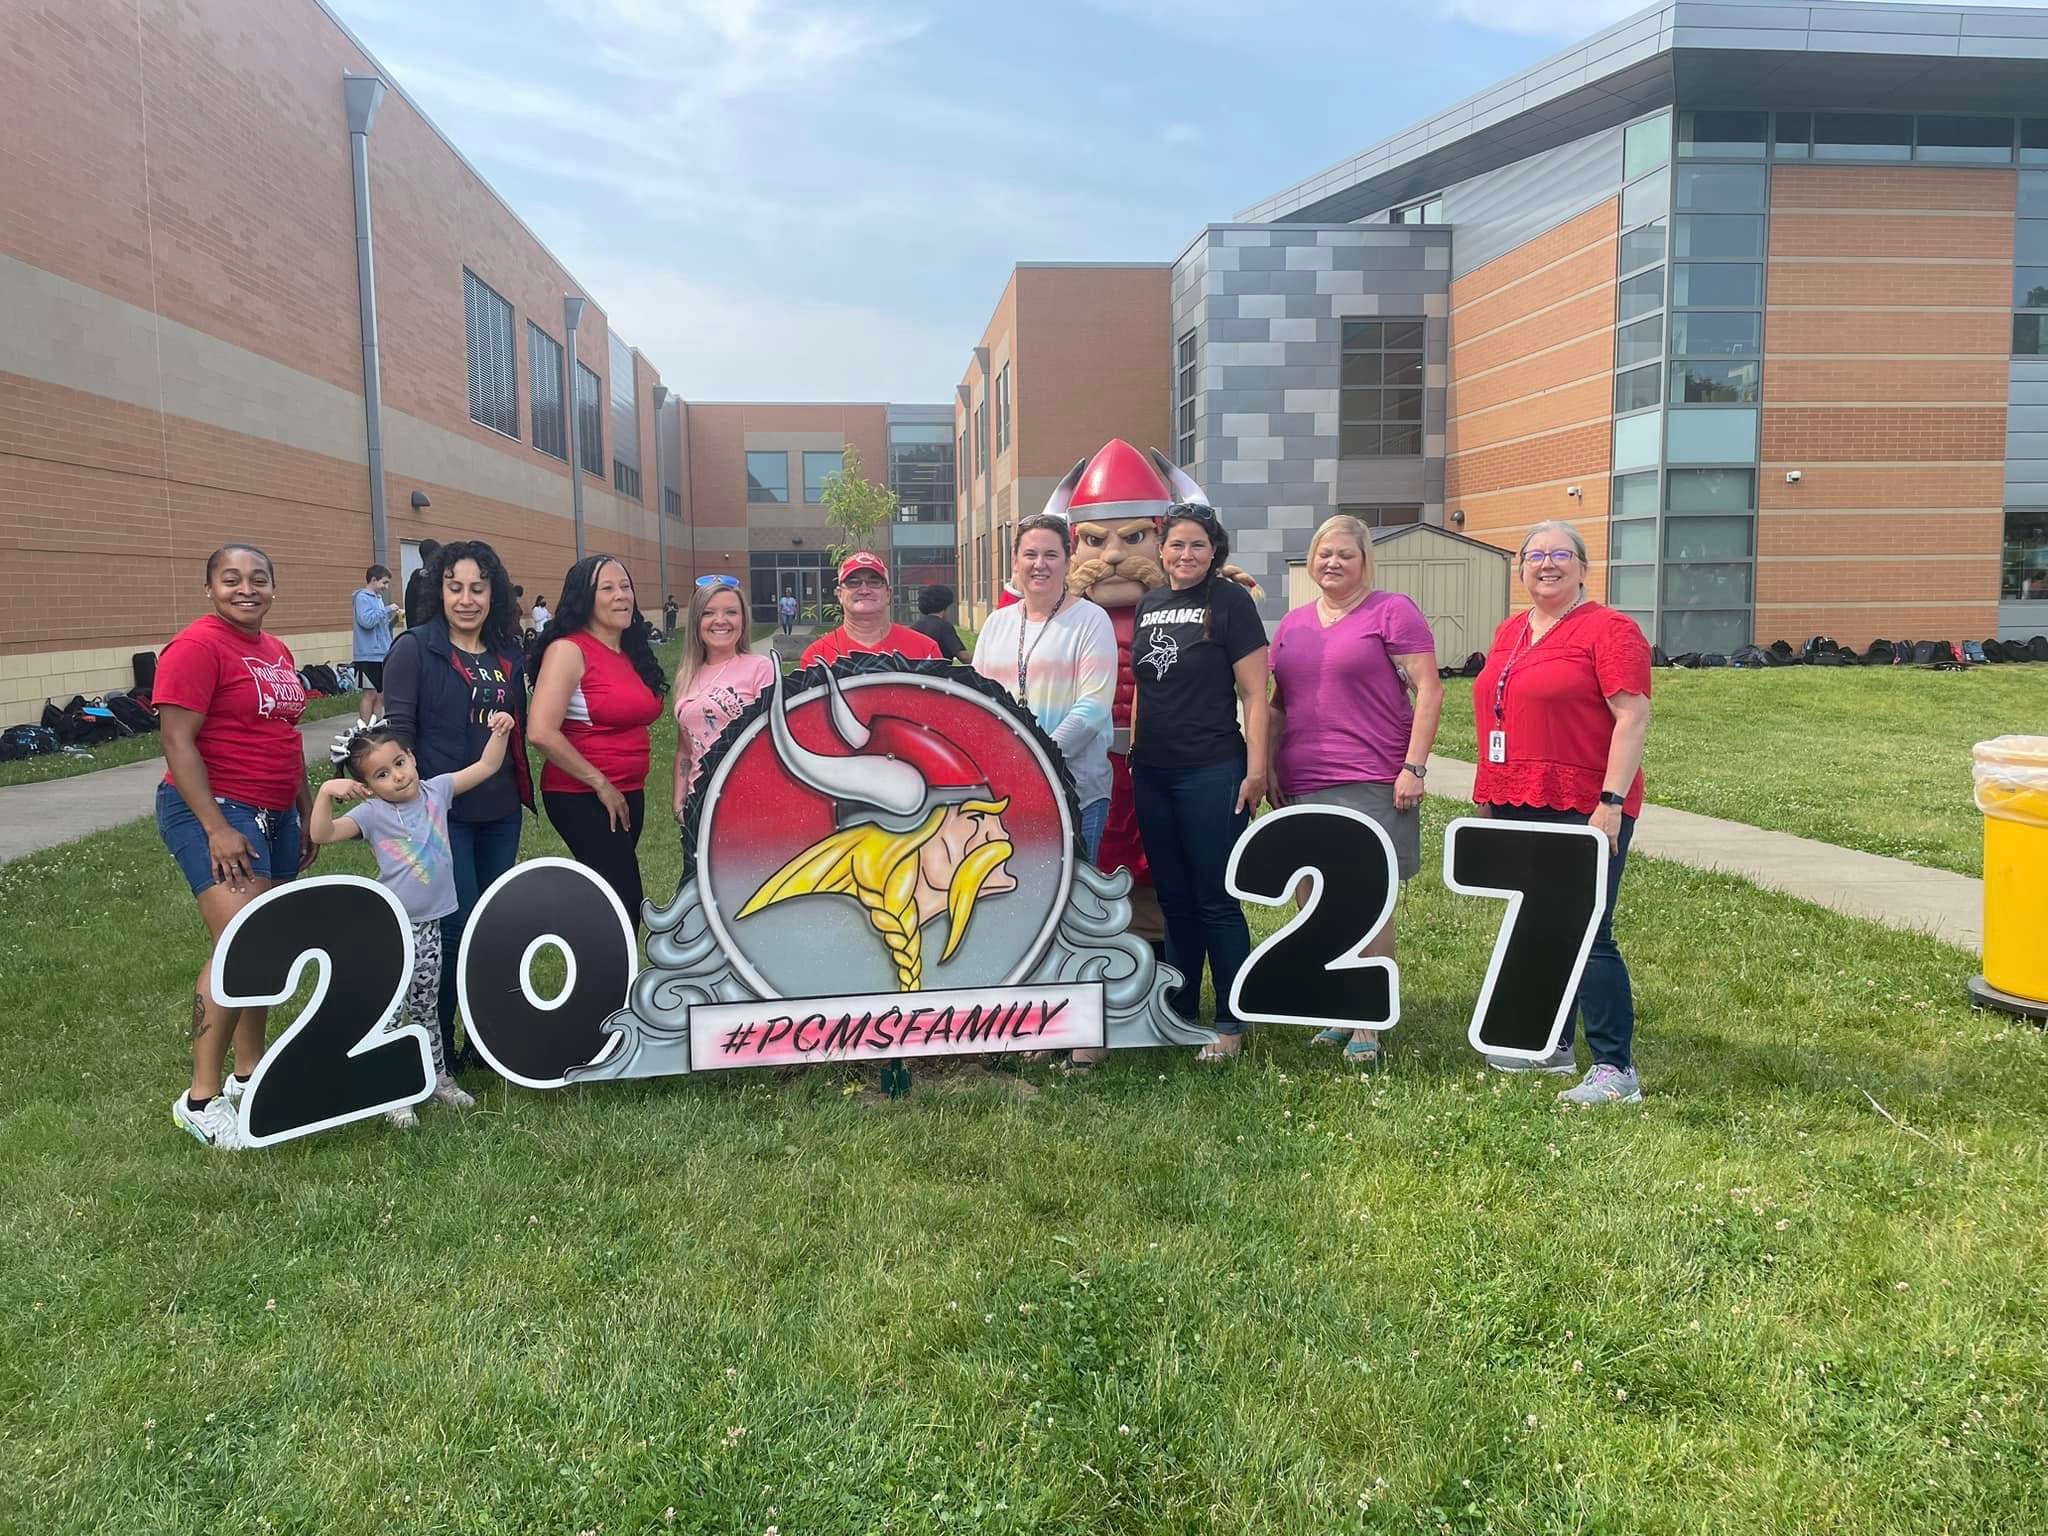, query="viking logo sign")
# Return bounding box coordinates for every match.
[1138,628,1180,681]
[210,654,1609,1145]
